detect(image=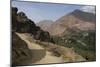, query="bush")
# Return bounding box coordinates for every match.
[52,30,96,61]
